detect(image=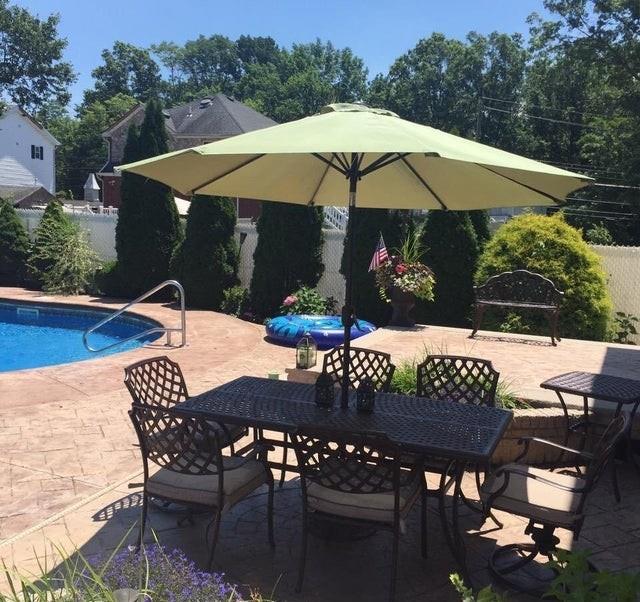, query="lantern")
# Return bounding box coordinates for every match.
[315,370,335,408]
[296,332,317,369]
[356,377,376,413]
